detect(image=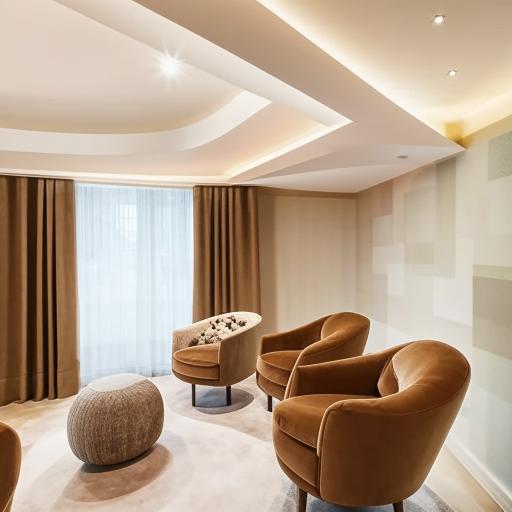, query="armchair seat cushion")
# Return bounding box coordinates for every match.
[273,423,319,489]
[256,350,301,386]
[274,393,376,449]
[173,345,220,380]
